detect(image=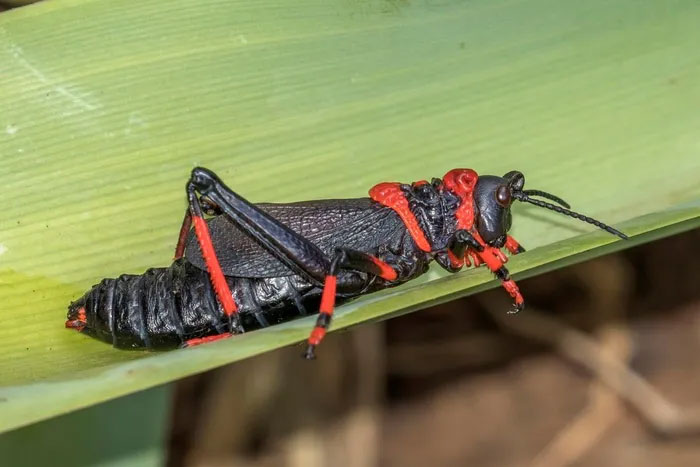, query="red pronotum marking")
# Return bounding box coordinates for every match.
[191,215,238,316]
[442,169,478,231]
[370,256,398,281]
[505,235,521,255]
[184,333,233,347]
[369,183,431,252]
[308,275,337,346]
